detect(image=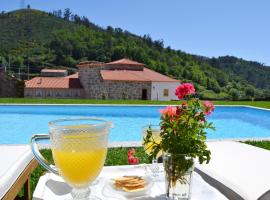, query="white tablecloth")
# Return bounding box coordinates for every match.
[33,164,227,200]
